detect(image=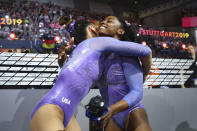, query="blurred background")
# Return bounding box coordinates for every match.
[0,0,196,89]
